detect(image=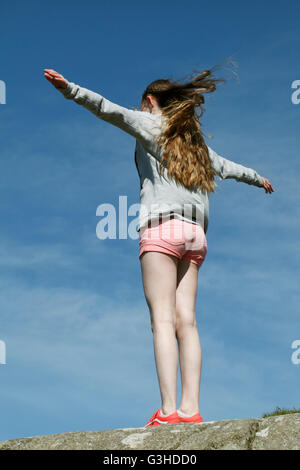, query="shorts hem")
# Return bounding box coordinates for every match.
[139,244,206,268]
[139,243,181,260]
[181,257,205,267]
